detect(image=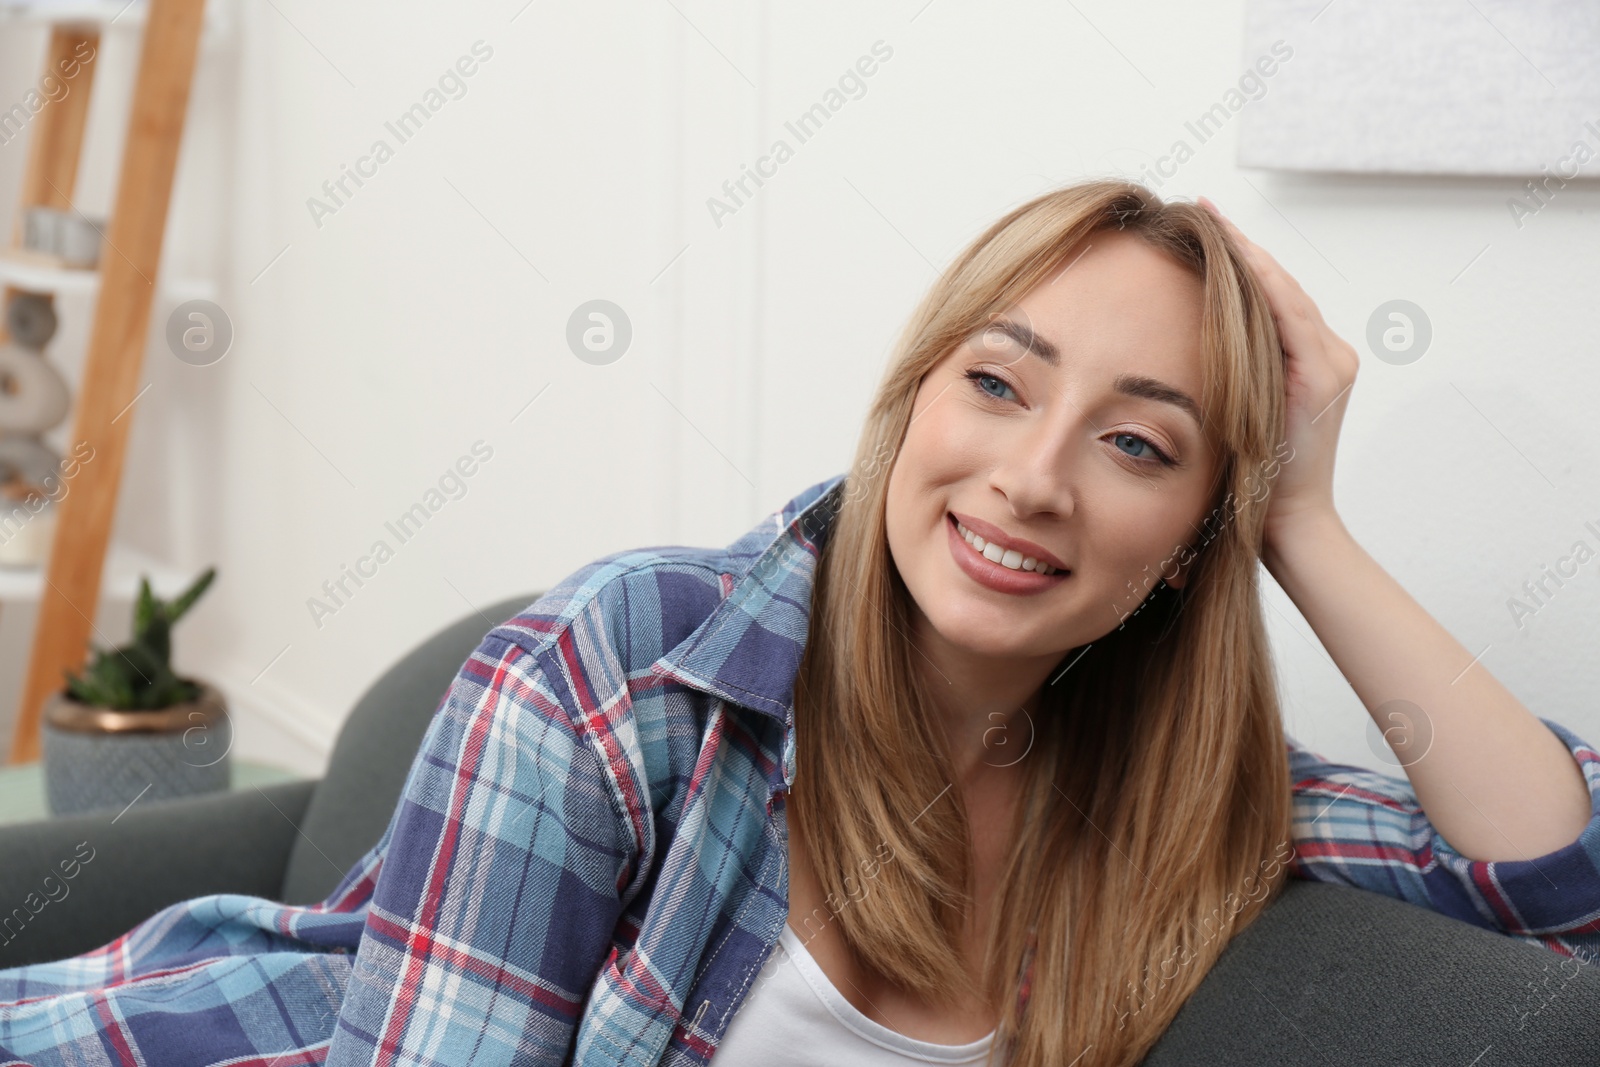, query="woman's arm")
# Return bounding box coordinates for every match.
[1198,195,1593,863]
[1264,511,1591,860]
[326,632,635,1067]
